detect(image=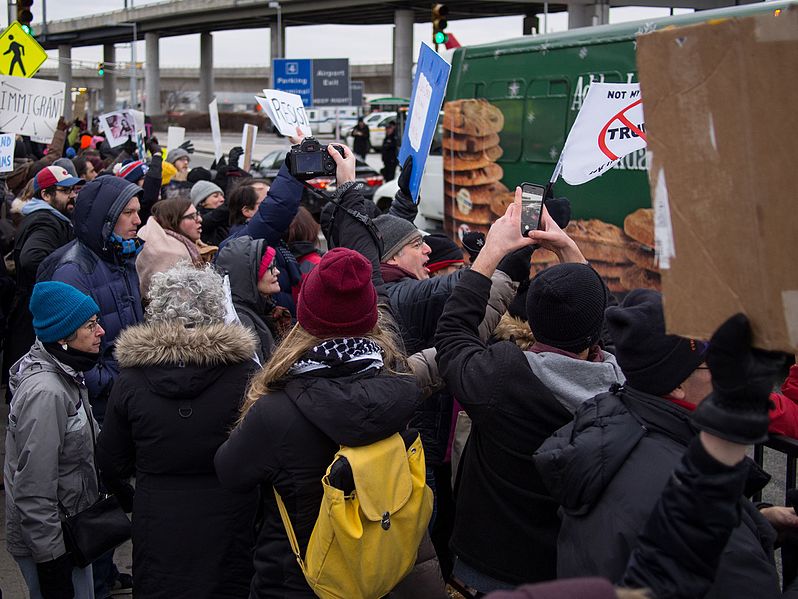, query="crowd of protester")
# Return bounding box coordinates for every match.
[0,115,797,599]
